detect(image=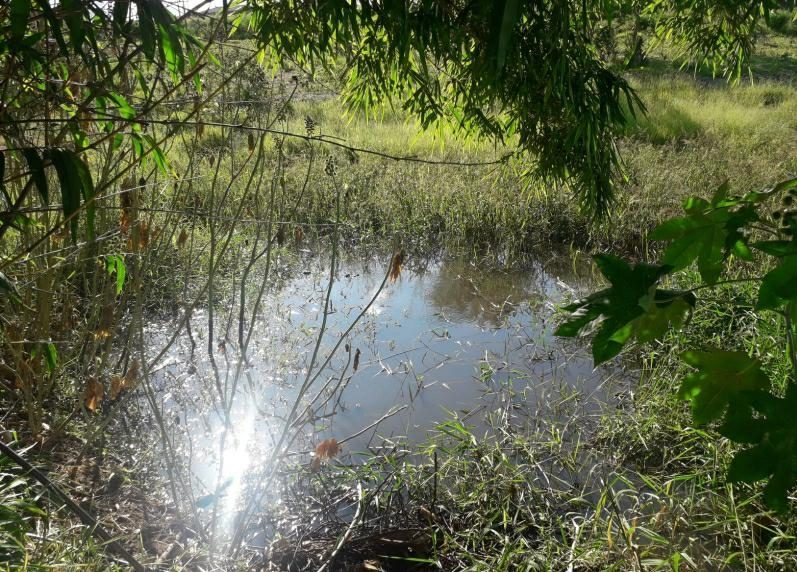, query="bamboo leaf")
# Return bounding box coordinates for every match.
[22,148,48,205]
[10,0,31,41]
